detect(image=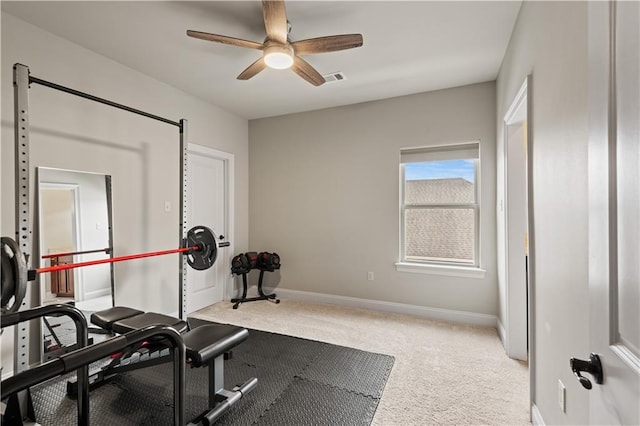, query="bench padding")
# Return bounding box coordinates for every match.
[91,307,144,331]
[112,312,189,334]
[183,324,249,367]
[90,307,248,366]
